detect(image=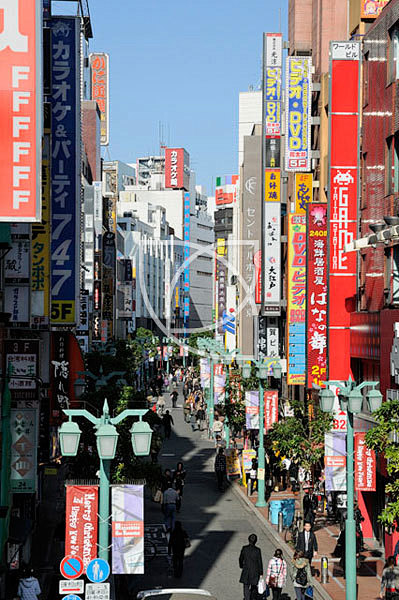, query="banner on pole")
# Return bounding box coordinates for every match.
[264,390,278,430]
[65,485,98,571]
[111,485,144,575]
[355,432,376,491]
[245,391,259,430]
